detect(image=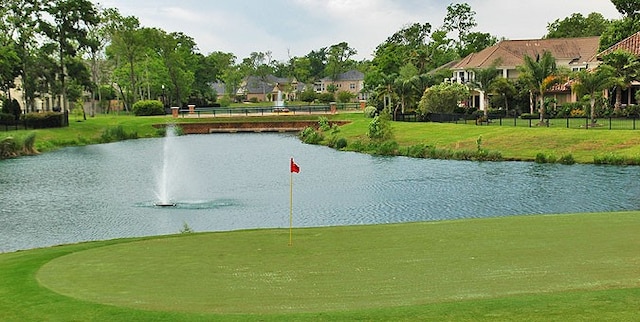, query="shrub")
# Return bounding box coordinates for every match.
[367,115,393,140]
[21,132,37,154]
[318,116,331,131]
[299,126,323,144]
[0,136,19,159]
[364,106,377,118]
[372,140,399,156]
[520,113,540,120]
[334,137,348,150]
[23,112,65,128]
[132,100,164,116]
[218,96,232,107]
[100,125,138,143]
[559,154,575,165]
